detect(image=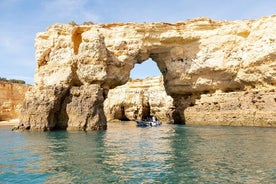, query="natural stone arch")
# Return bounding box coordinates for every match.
[17,15,276,131]
[104,58,174,124]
